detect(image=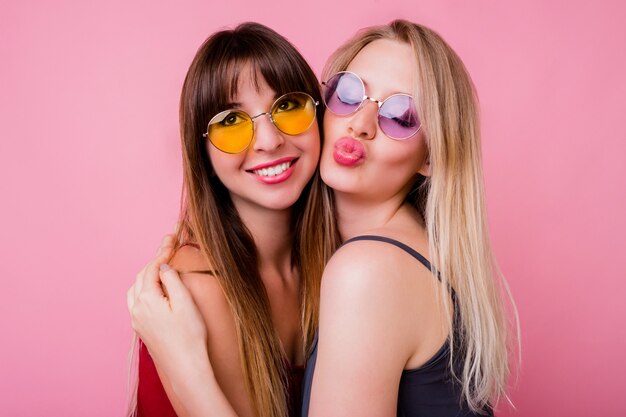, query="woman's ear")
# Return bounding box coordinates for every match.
[417,153,430,177]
